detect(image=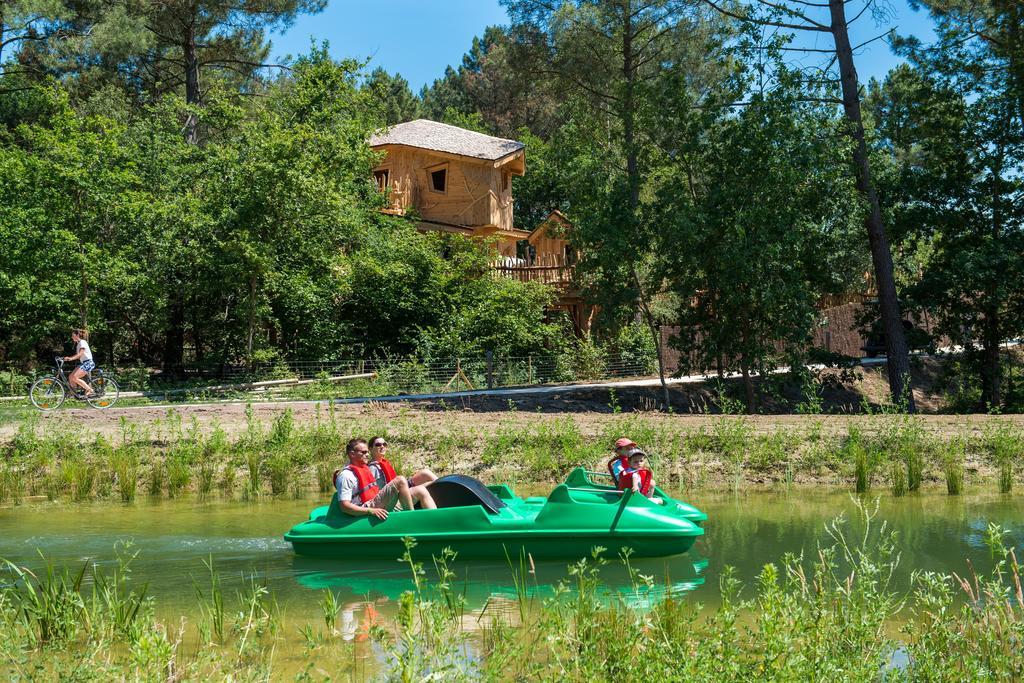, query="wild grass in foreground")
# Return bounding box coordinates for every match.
[0,409,1021,505]
[0,502,1020,681]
